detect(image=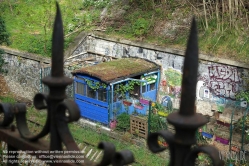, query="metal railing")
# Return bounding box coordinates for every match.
[0,2,224,166]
